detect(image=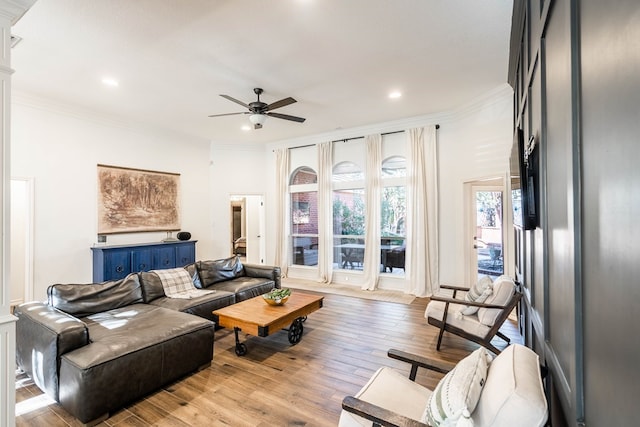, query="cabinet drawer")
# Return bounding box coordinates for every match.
[176,244,196,267]
[132,249,152,272]
[153,246,176,269]
[104,249,131,281]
